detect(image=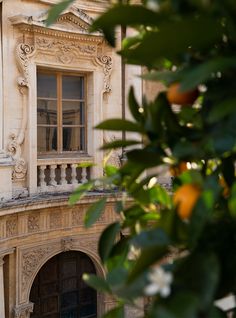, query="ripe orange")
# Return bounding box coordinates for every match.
[170,162,188,177]
[173,184,201,220]
[167,82,199,106]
